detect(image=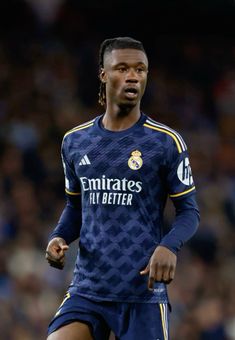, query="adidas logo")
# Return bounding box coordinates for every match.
[79,154,91,166]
